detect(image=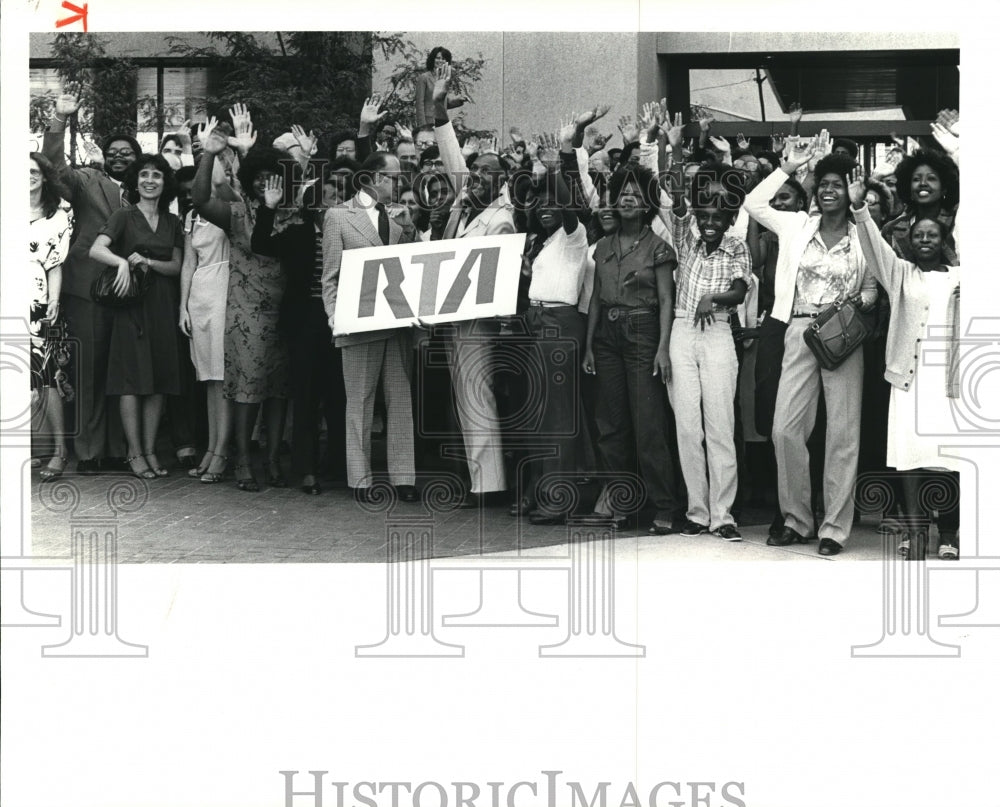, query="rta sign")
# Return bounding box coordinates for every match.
[333,234,525,336]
